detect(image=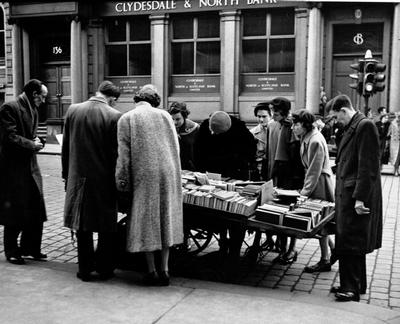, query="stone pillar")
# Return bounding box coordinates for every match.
[305,5,322,114]
[81,26,88,100]
[70,17,82,103]
[390,4,400,113]
[11,23,23,96]
[150,15,168,108]
[22,28,30,83]
[294,8,308,111]
[220,10,240,114]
